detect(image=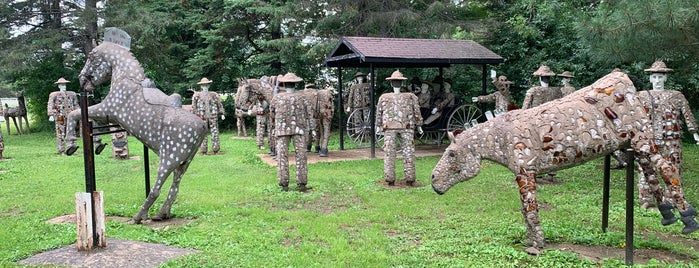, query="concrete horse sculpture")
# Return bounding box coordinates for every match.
[237,76,279,152]
[431,71,698,254]
[65,41,207,223]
